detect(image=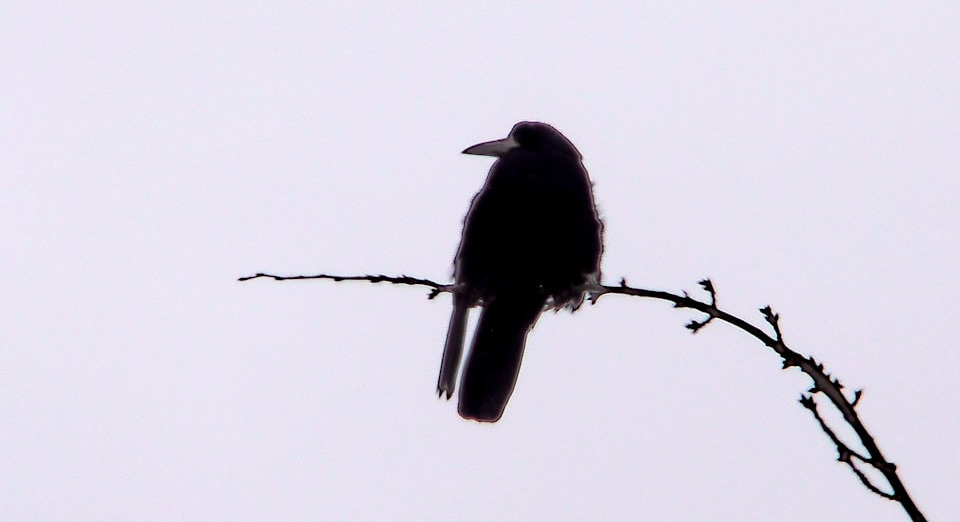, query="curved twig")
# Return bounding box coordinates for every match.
[239,271,926,521]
